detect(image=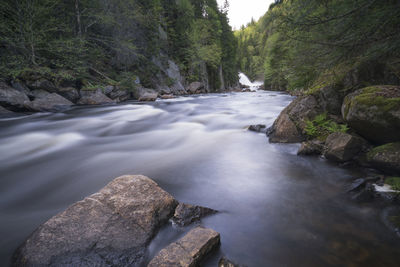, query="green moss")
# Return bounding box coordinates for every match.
[366,142,400,161]
[385,177,400,191]
[353,86,400,112]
